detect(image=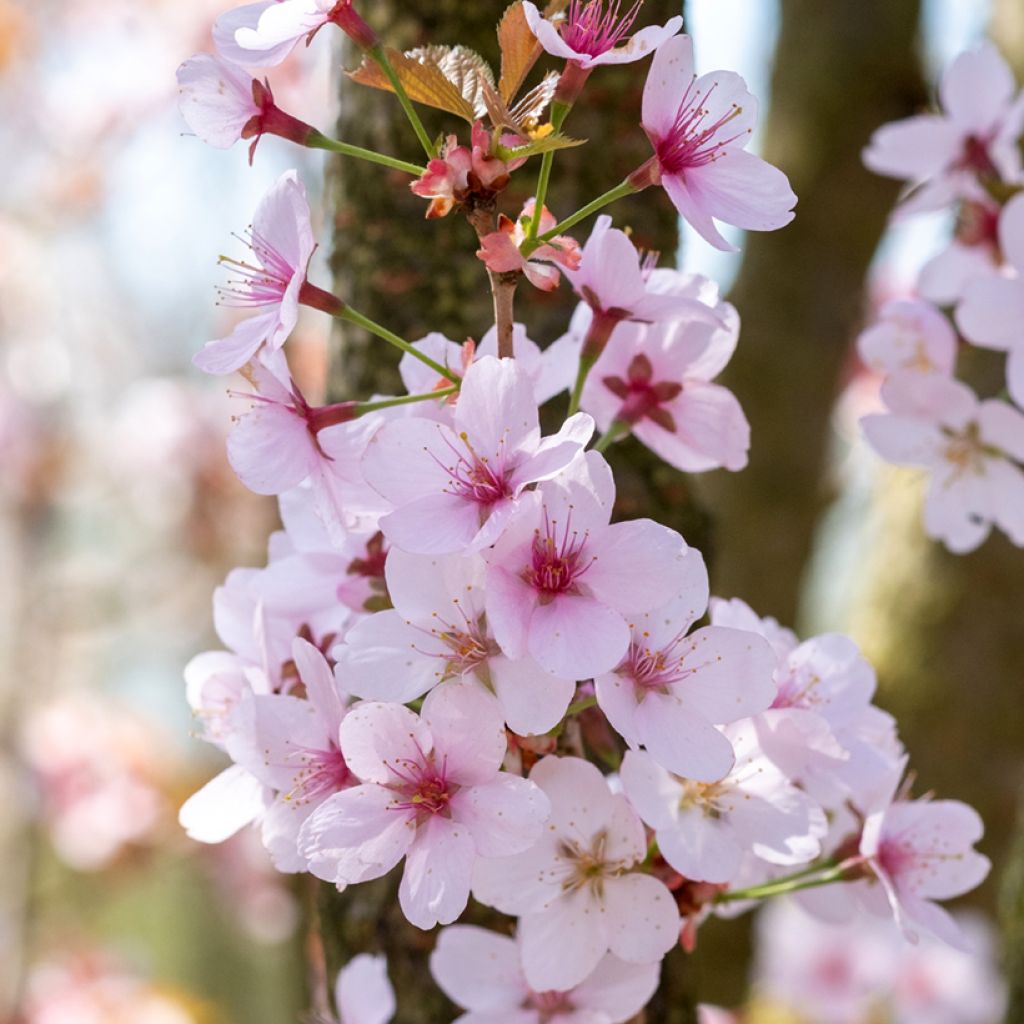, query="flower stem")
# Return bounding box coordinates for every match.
[565,695,598,717]
[305,129,426,176]
[534,179,638,246]
[355,386,459,415]
[715,861,850,903]
[336,305,461,384]
[593,420,630,453]
[490,271,519,359]
[527,101,571,242]
[370,44,435,158]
